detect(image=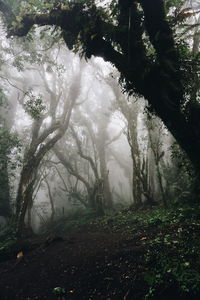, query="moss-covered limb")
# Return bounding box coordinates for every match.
[140,0,175,58]
[127,3,148,90]
[117,0,131,54]
[117,1,148,87]
[7,12,60,37]
[140,0,183,104]
[140,0,180,75]
[143,72,200,176]
[0,1,58,36]
[0,4,83,38]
